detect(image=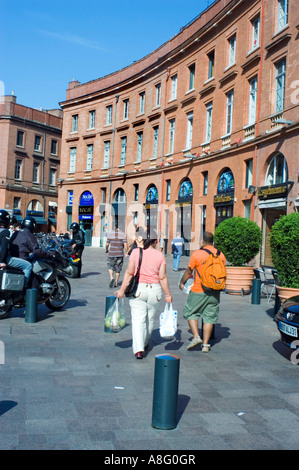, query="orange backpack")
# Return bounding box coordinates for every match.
[195,248,226,292]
